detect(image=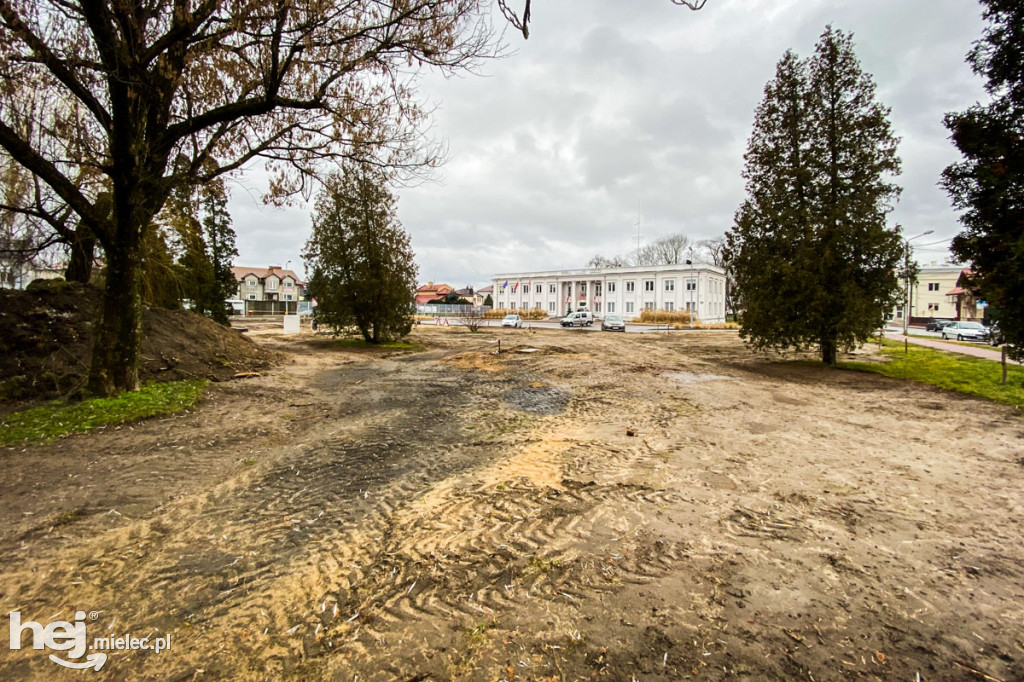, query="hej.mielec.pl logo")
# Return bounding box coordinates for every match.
[8,610,171,671]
